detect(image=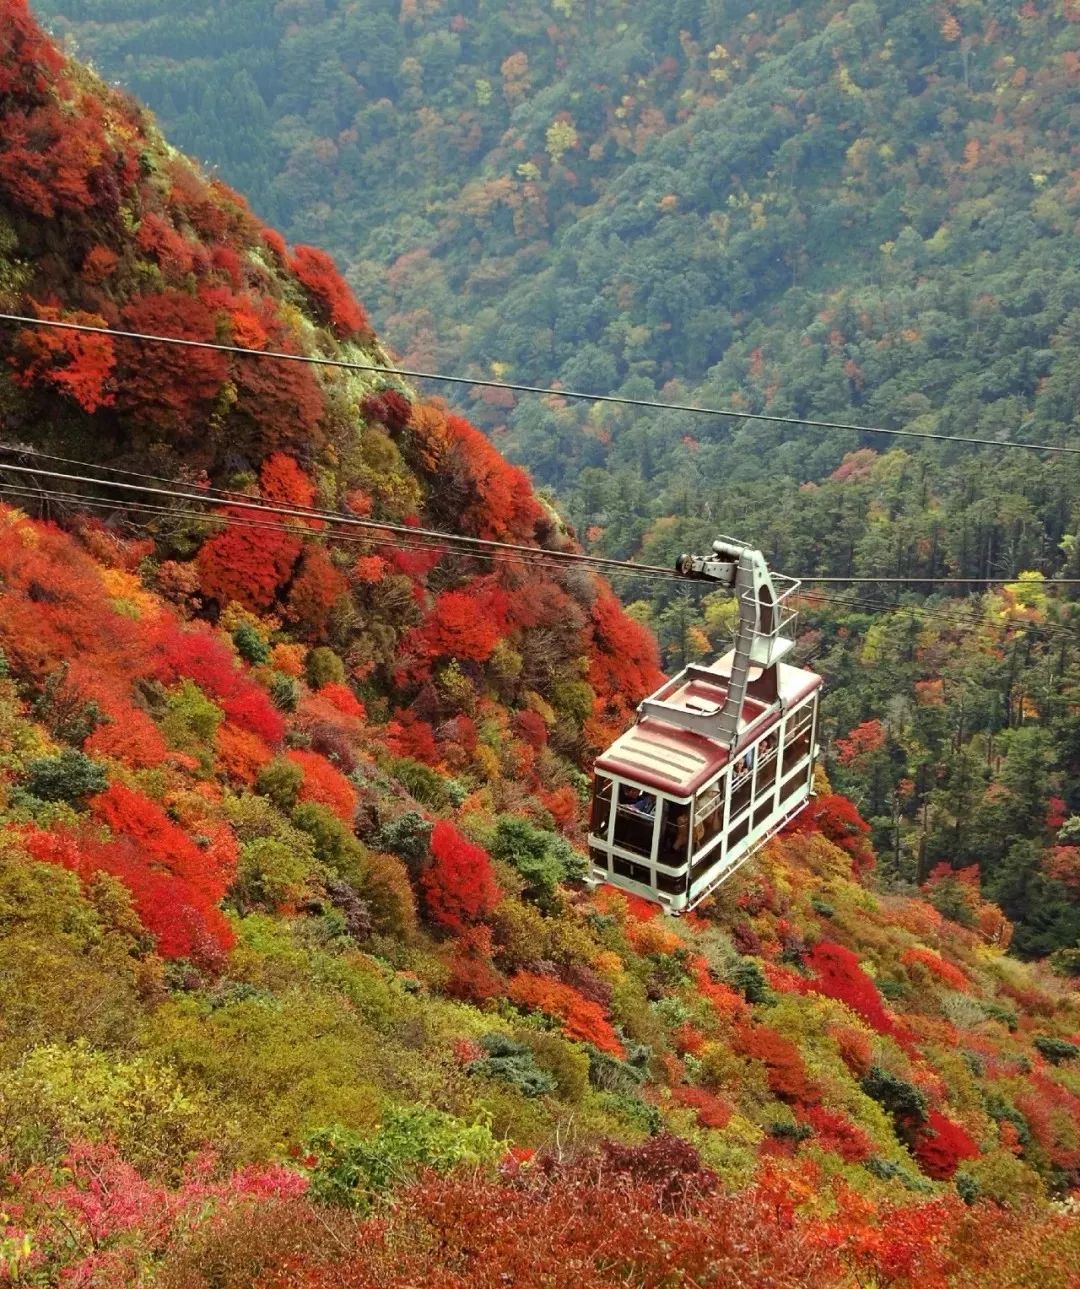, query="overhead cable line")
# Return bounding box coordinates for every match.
[1,311,1077,457]
[1,480,1073,646]
[2,446,1079,590]
[0,458,680,578]
[800,586,1076,647]
[0,480,682,586]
